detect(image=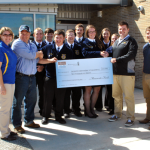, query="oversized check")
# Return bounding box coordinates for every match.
[55,57,113,88]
